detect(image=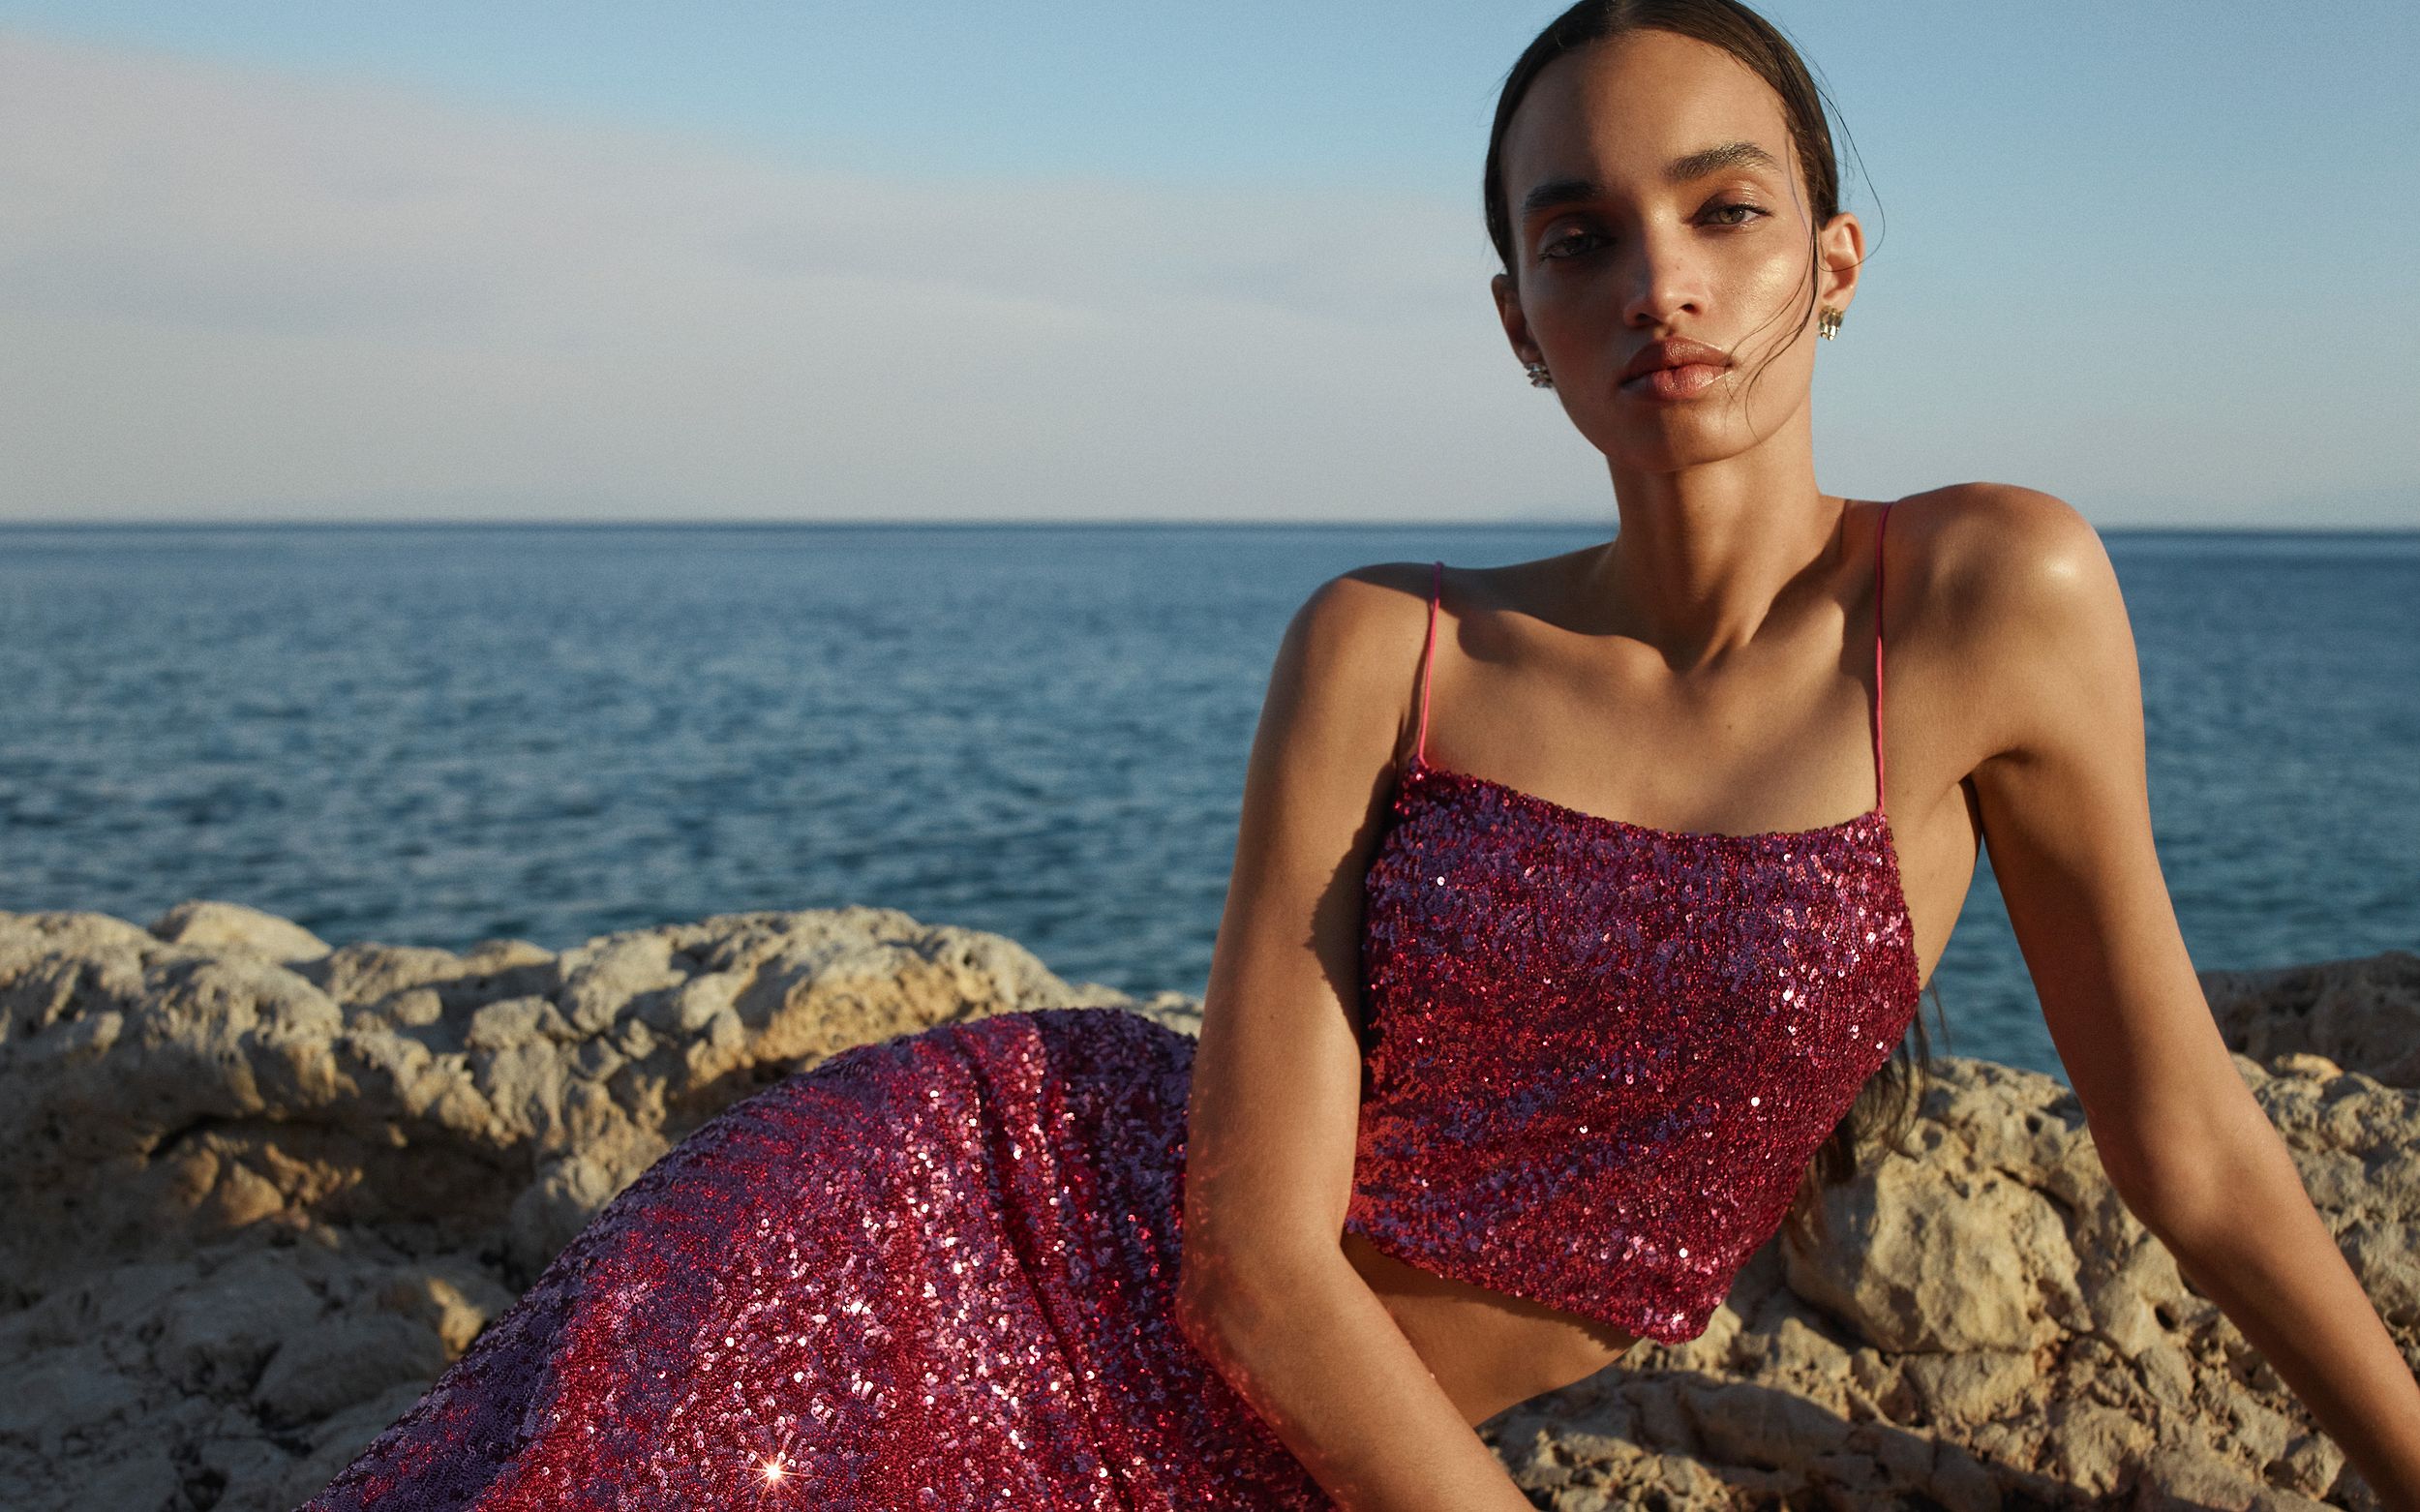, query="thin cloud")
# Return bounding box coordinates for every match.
[5,28,2404,527]
[0,29,1574,522]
